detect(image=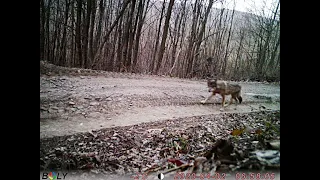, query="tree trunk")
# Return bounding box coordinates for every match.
[222,7,235,77]
[46,0,52,62]
[132,0,149,72]
[124,0,137,71]
[89,0,96,67]
[76,0,83,67]
[70,0,76,66]
[40,0,45,60]
[93,0,105,58]
[82,0,92,68]
[193,0,214,78]
[185,0,198,77]
[234,28,245,79]
[154,0,175,74]
[150,0,166,73]
[92,0,132,68]
[52,0,61,64]
[59,0,70,66]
